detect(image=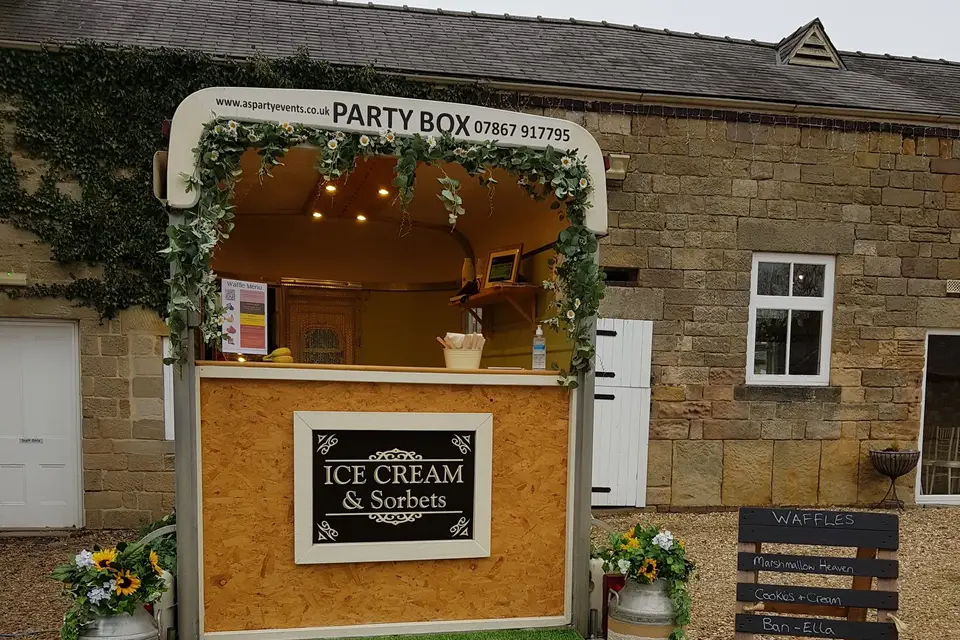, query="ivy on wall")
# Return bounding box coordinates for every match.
[0,44,508,318]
